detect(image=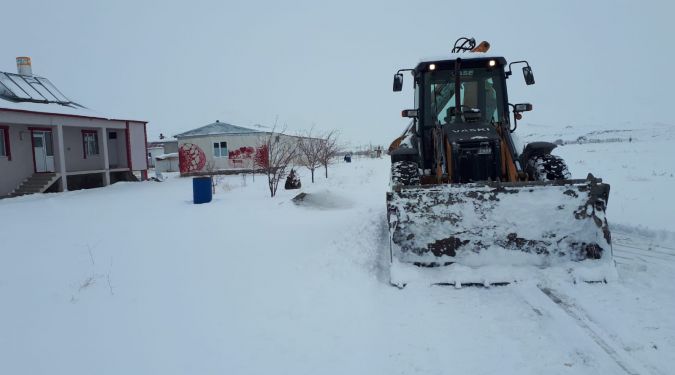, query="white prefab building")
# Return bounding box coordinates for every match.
[147,146,164,168]
[148,140,178,154]
[0,57,148,197]
[175,120,300,174]
[155,153,179,172]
